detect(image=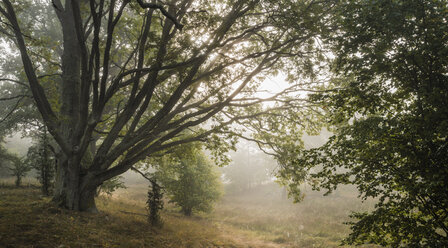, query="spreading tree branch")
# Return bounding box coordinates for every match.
[136,0,184,30]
